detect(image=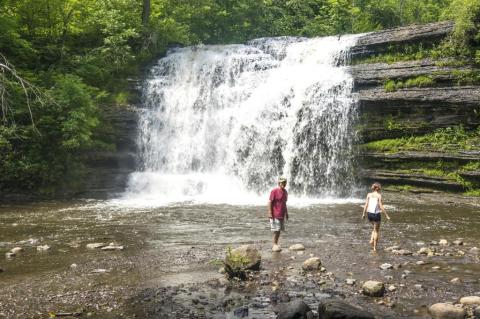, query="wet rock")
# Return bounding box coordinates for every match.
[414,284,423,290]
[318,299,374,319]
[388,285,397,292]
[70,263,78,269]
[459,296,480,305]
[346,278,356,285]
[276,300,311,319]
[380,263,393,270]
[416,261,427,265]
[5,252,15,259]
[302,257,321,271]
[86,243,106,249]
[452,239,464,246]
[233,306,249,318]
[10,247,23,254]
[101,243,124,251]
[225,245,261,279]
[431,241,439,245]
[393,249,413,256]
[385,245,400,251]
[439,239,448,246]
[37,245,51,251]
[470,247,479,254]
[432,266,441,270]
[362,281,385,297]
[474,306,480,319]
[384,275,393,280]
[429,303,466,319]
[417,247,435,255]
[289,244,305,251]
[450,278,461,283]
